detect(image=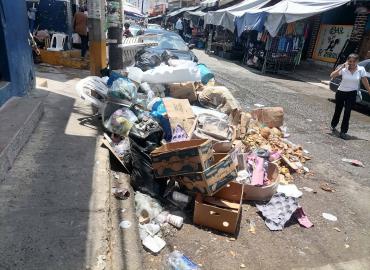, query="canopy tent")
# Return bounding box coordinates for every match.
[184,9,207,26]
[166,6,200,18]
[123,3,145,19]
[204,0,270,32]
[148,14,164,21]
[242,0,351,37]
